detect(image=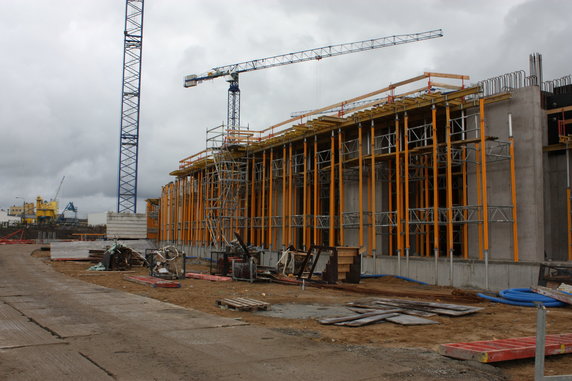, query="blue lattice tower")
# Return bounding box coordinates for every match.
[117,0,144,213]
